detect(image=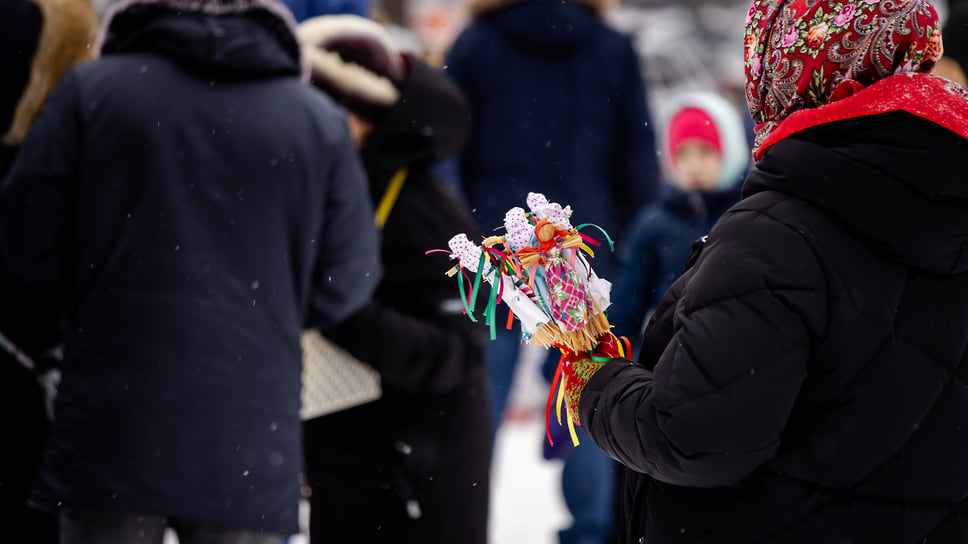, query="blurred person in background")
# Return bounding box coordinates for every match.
[281,0,369,21]
[0,0,381,542]
[445,2,659,542]
[0,0,97,541]
[298,15,490,544]
[445,0,660,541]
[609,91,748,353]
[566,0,968,541]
